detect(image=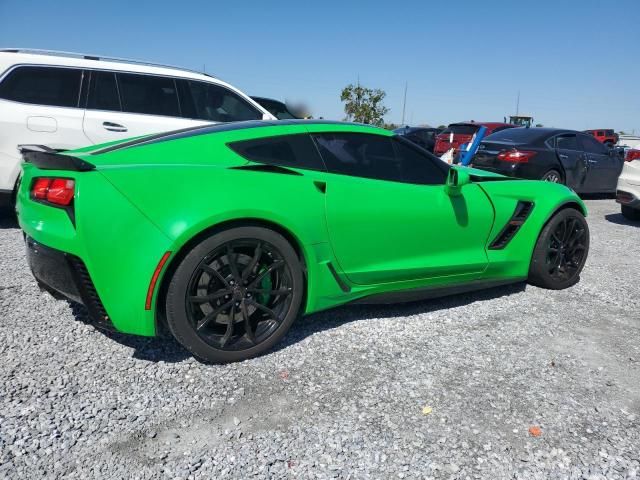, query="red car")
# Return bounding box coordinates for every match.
[434,122,518,156]
[584,129,619,147]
